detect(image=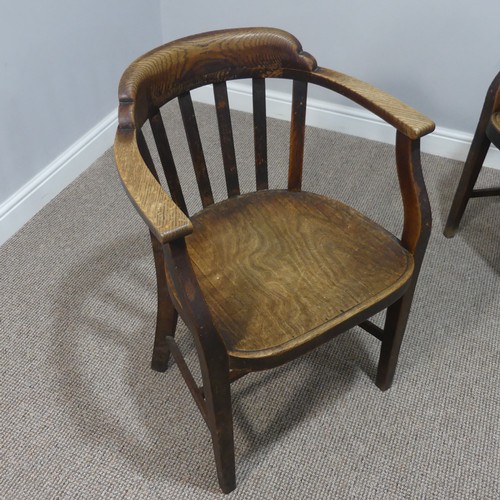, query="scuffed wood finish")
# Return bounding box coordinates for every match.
[444,70,500,237]
[113,27,436,493]
[186,190,414,367]
[118,27,317,129]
